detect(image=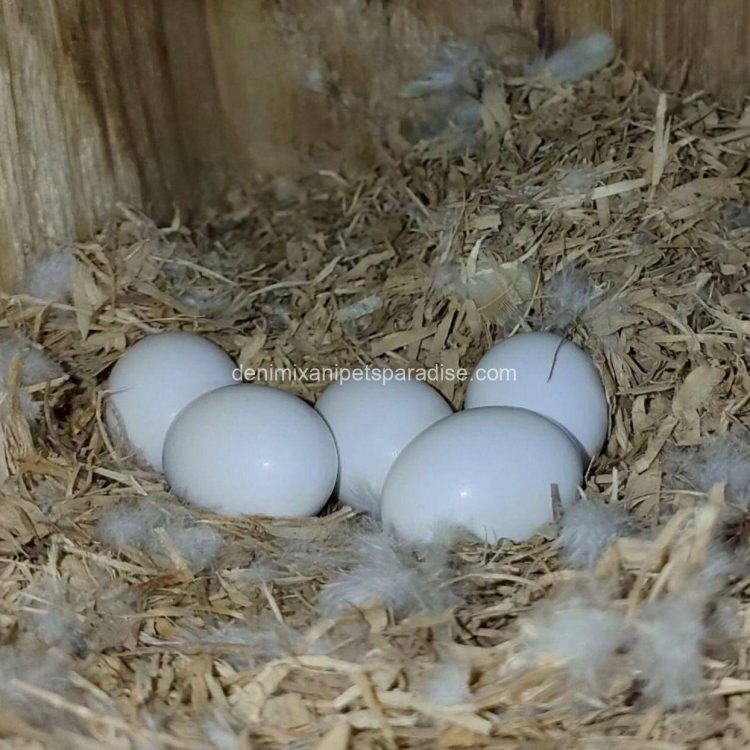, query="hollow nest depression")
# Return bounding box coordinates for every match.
[3,56,750,750]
